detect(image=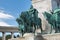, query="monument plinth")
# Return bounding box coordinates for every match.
[9,33,60,40]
